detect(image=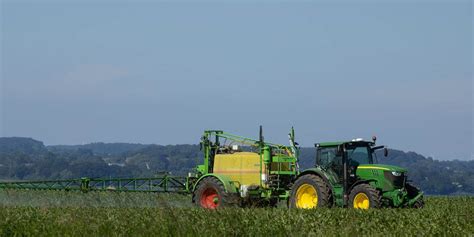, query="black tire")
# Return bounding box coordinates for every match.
[289,174,332,209]
[192,177,236,209]
[412,199,424,208]
[405,183,424,208]
[349,183,381,209]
